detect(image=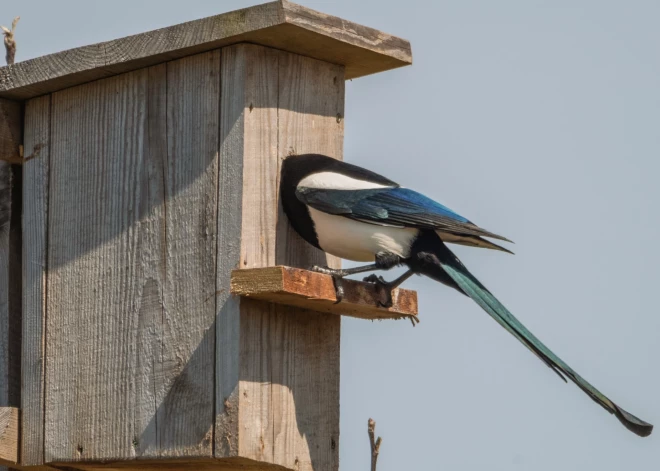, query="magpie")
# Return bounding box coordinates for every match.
[280,153,652,437]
